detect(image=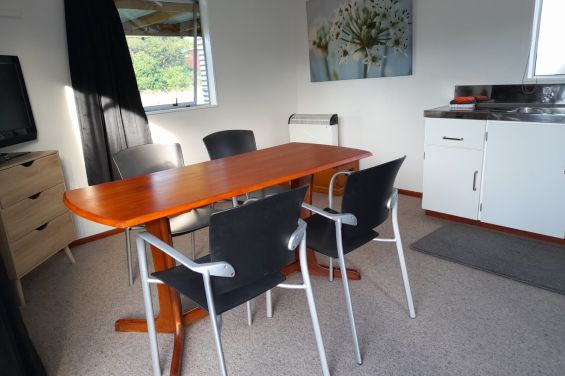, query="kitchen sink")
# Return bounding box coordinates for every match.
[508,107,547,114]
[477,105,565,115]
